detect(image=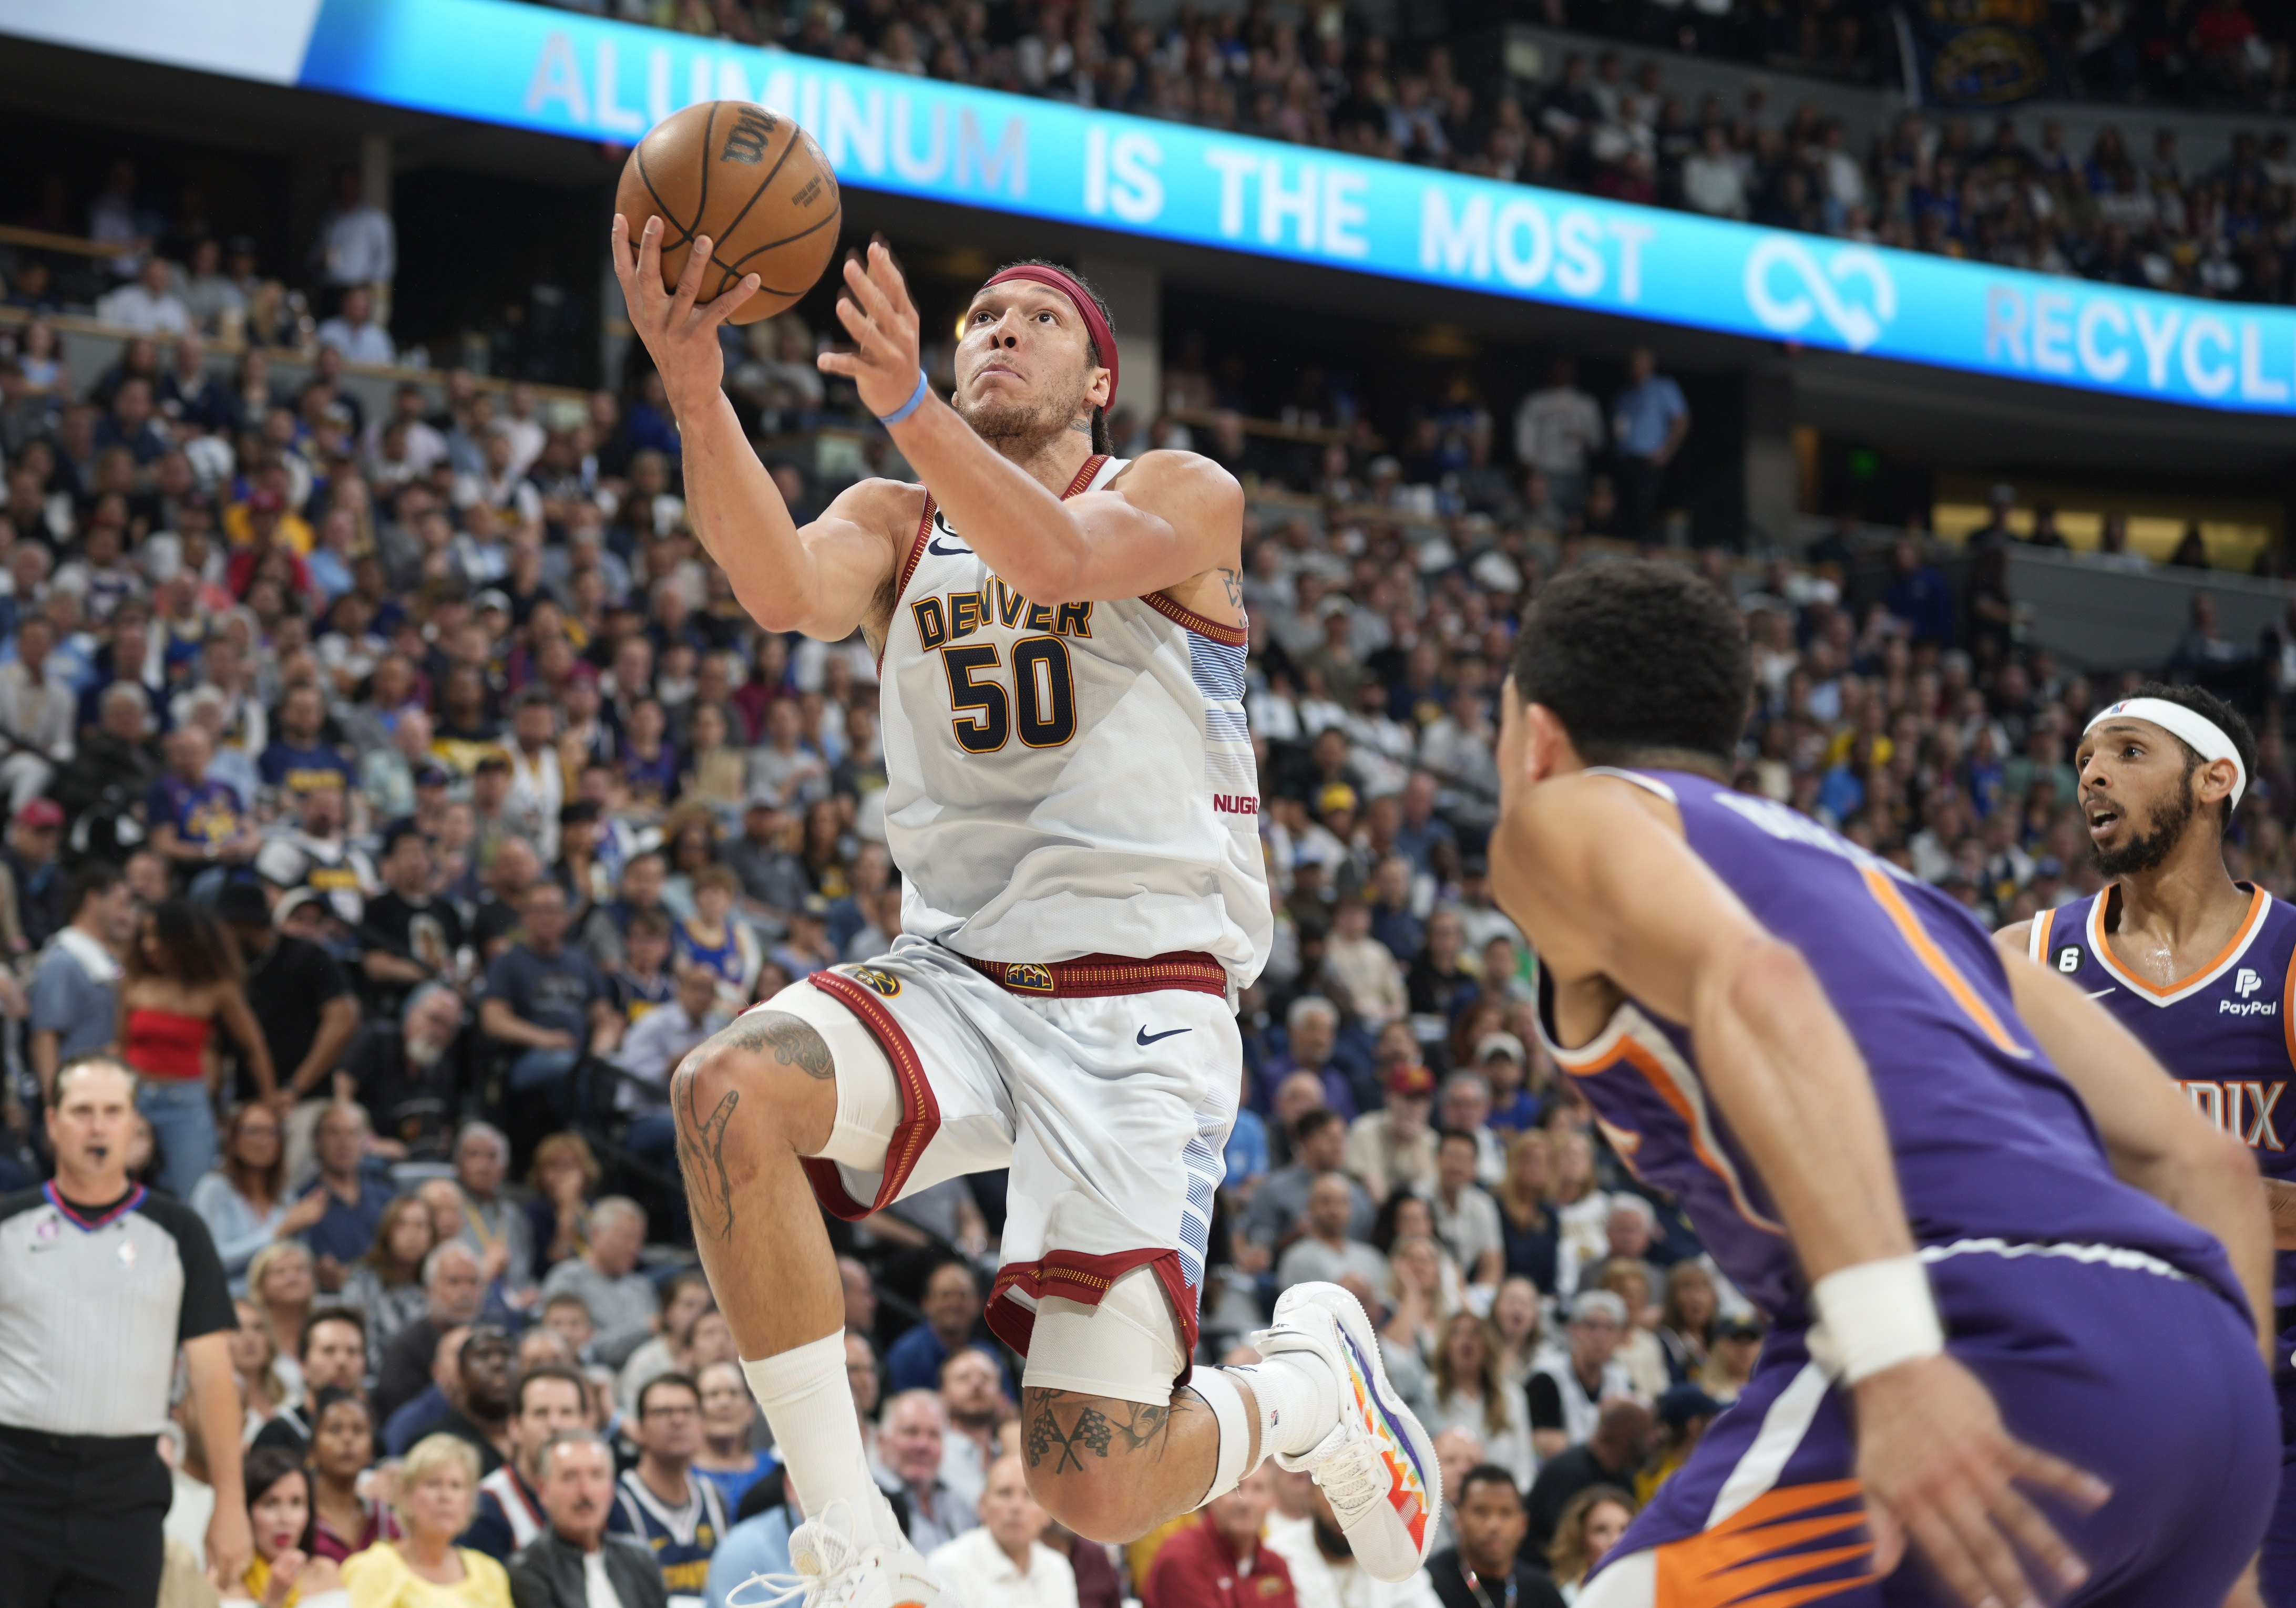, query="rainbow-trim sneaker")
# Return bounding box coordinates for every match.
[1255,1281,1442,1581]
